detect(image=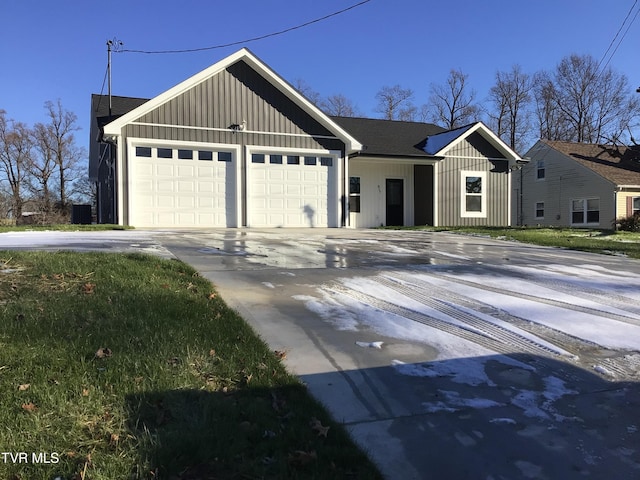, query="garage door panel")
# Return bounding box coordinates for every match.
[130,151,236,228]
[249,156,335,227]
